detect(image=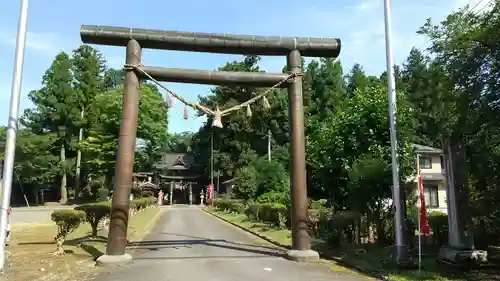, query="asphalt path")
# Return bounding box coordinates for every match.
[91,206,372,281]
[10,206,75,224]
